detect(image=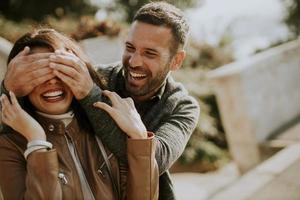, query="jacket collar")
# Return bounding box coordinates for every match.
[34,113,79,138]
